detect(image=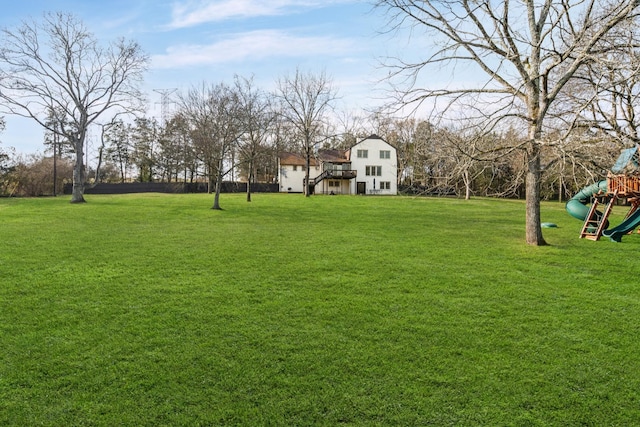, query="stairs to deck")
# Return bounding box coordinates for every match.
[580,191,617,240]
